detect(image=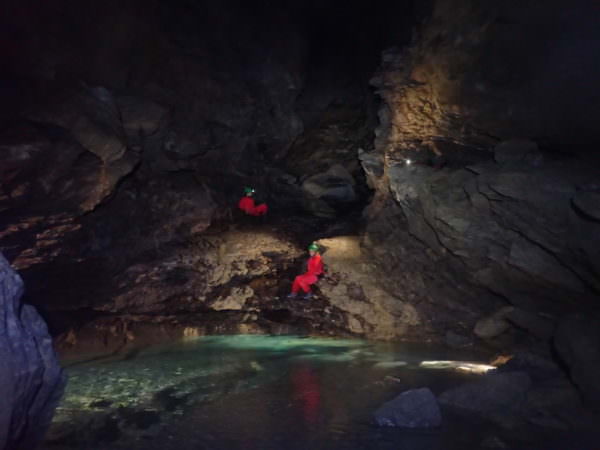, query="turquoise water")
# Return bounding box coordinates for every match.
[46,335,498,450]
